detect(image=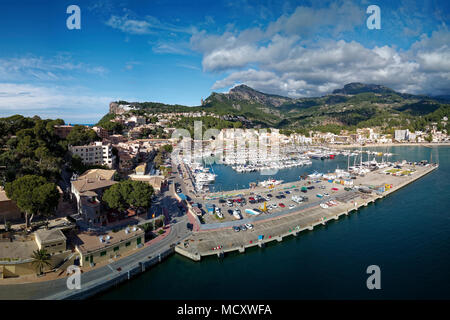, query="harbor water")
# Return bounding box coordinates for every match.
[97,146,450,299]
